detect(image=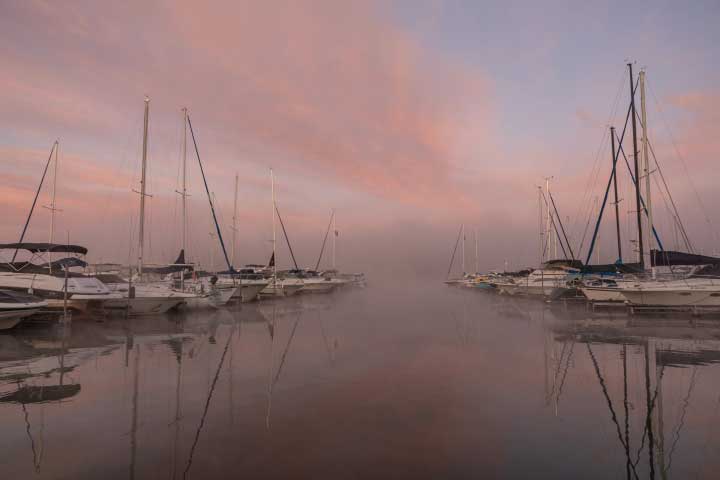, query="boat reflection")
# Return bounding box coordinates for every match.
[548,315,720,479]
